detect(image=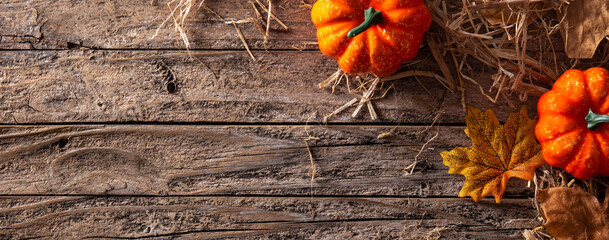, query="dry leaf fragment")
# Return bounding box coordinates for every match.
[441,106,544,203]
[558,0,609,58]
[539,187,609,240]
